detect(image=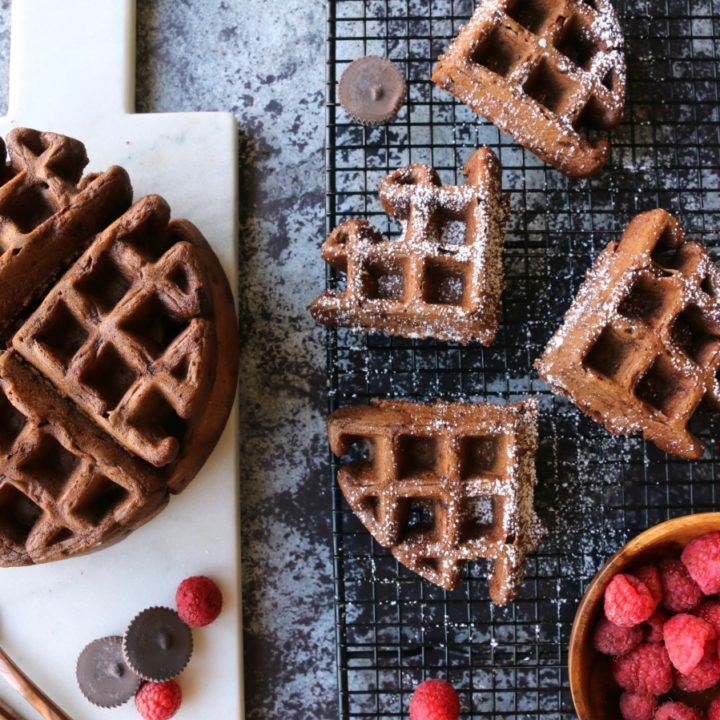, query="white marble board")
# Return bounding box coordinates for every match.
[0,0,241,717]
